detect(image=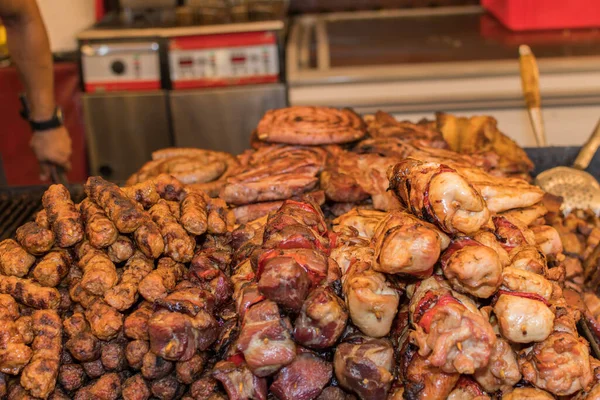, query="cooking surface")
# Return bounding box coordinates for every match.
[324,12,600,68]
